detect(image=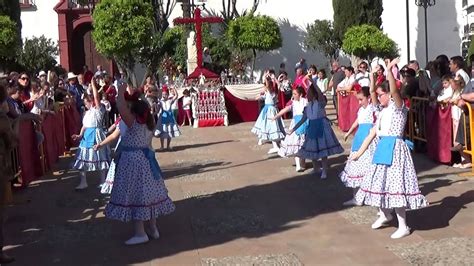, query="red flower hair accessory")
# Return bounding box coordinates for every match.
[353,83,362,93]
